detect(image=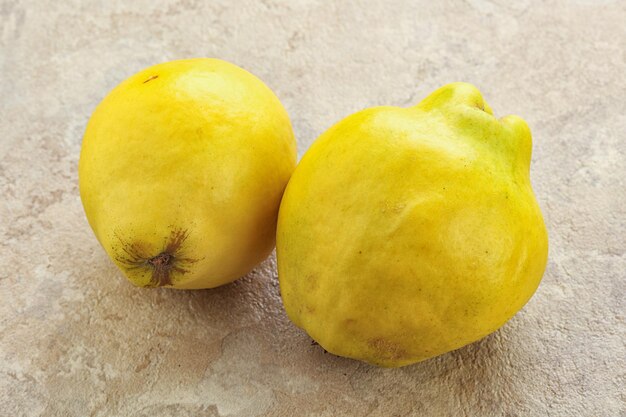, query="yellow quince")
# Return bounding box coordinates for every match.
[79,59,296,289]
[277,83,548,367]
